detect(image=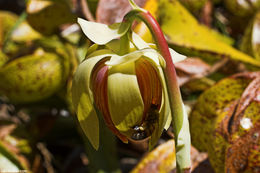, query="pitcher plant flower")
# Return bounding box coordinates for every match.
[72,0,191,172]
